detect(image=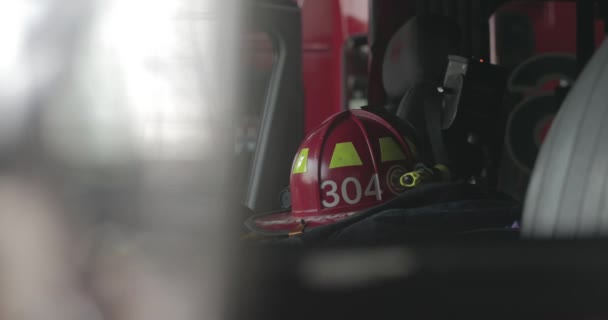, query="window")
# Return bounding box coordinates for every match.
[236,31,275,201]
